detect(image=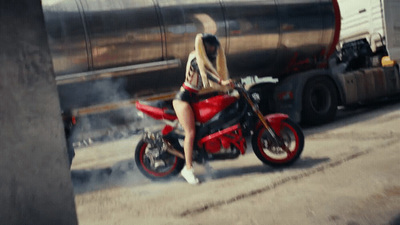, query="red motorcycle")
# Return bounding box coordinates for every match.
[134,82,304,180]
